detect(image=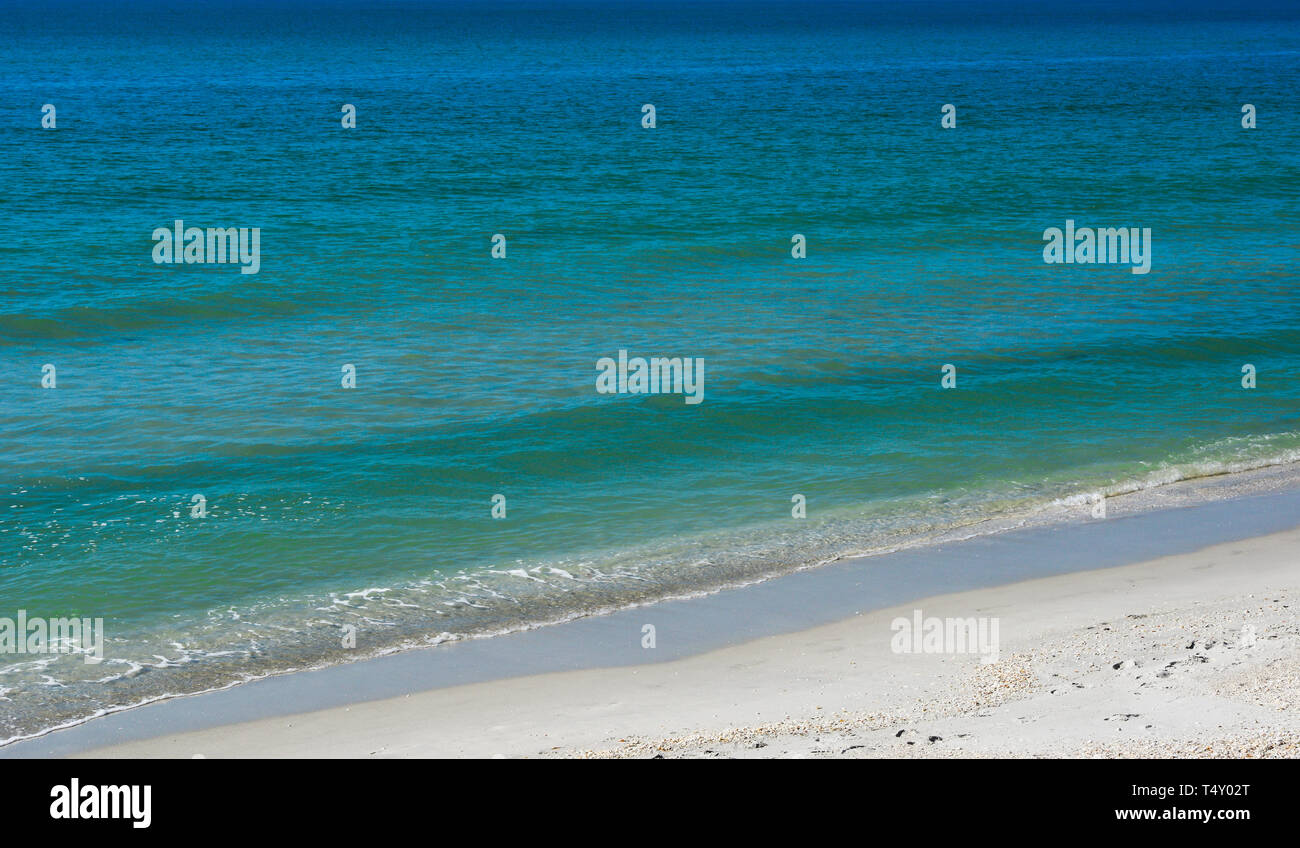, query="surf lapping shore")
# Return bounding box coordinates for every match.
[1,462,1298,758]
